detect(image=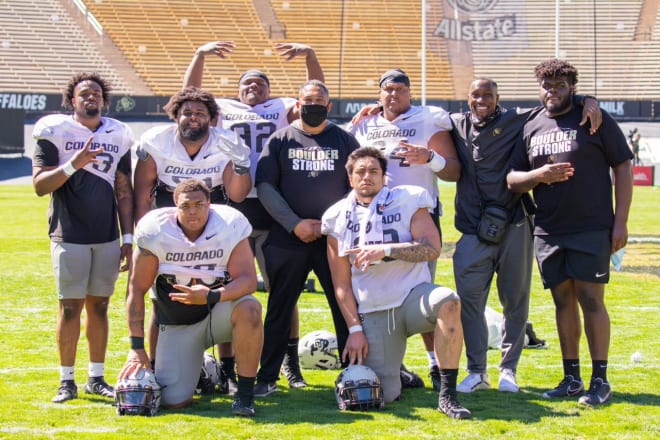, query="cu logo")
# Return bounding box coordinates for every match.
[446,0,498,14]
